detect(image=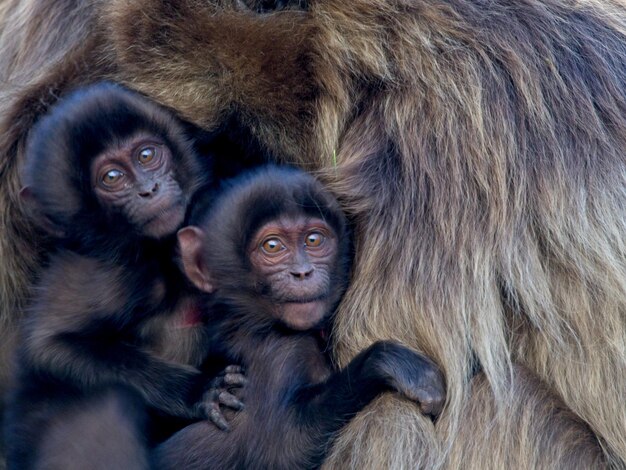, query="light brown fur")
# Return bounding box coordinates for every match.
[1,0,625,467]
